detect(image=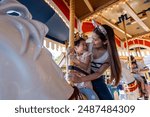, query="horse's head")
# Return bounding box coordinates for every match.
[0,0,73,99]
